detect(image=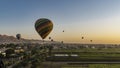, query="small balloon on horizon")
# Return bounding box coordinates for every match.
[49,37,51,39]
[51,39,53,41]
[16,34,21,40]
[82,37,84,39]
[90,40,93,42]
